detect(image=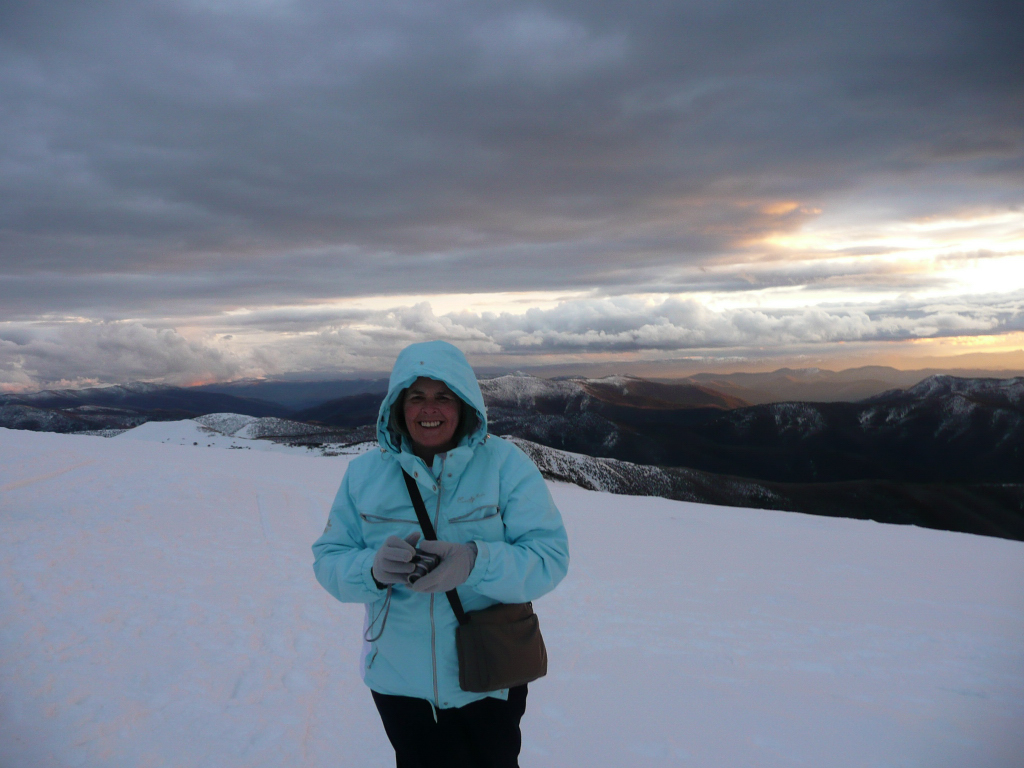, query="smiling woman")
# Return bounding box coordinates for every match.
[400,378,464,462]
[312,340,570,768]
